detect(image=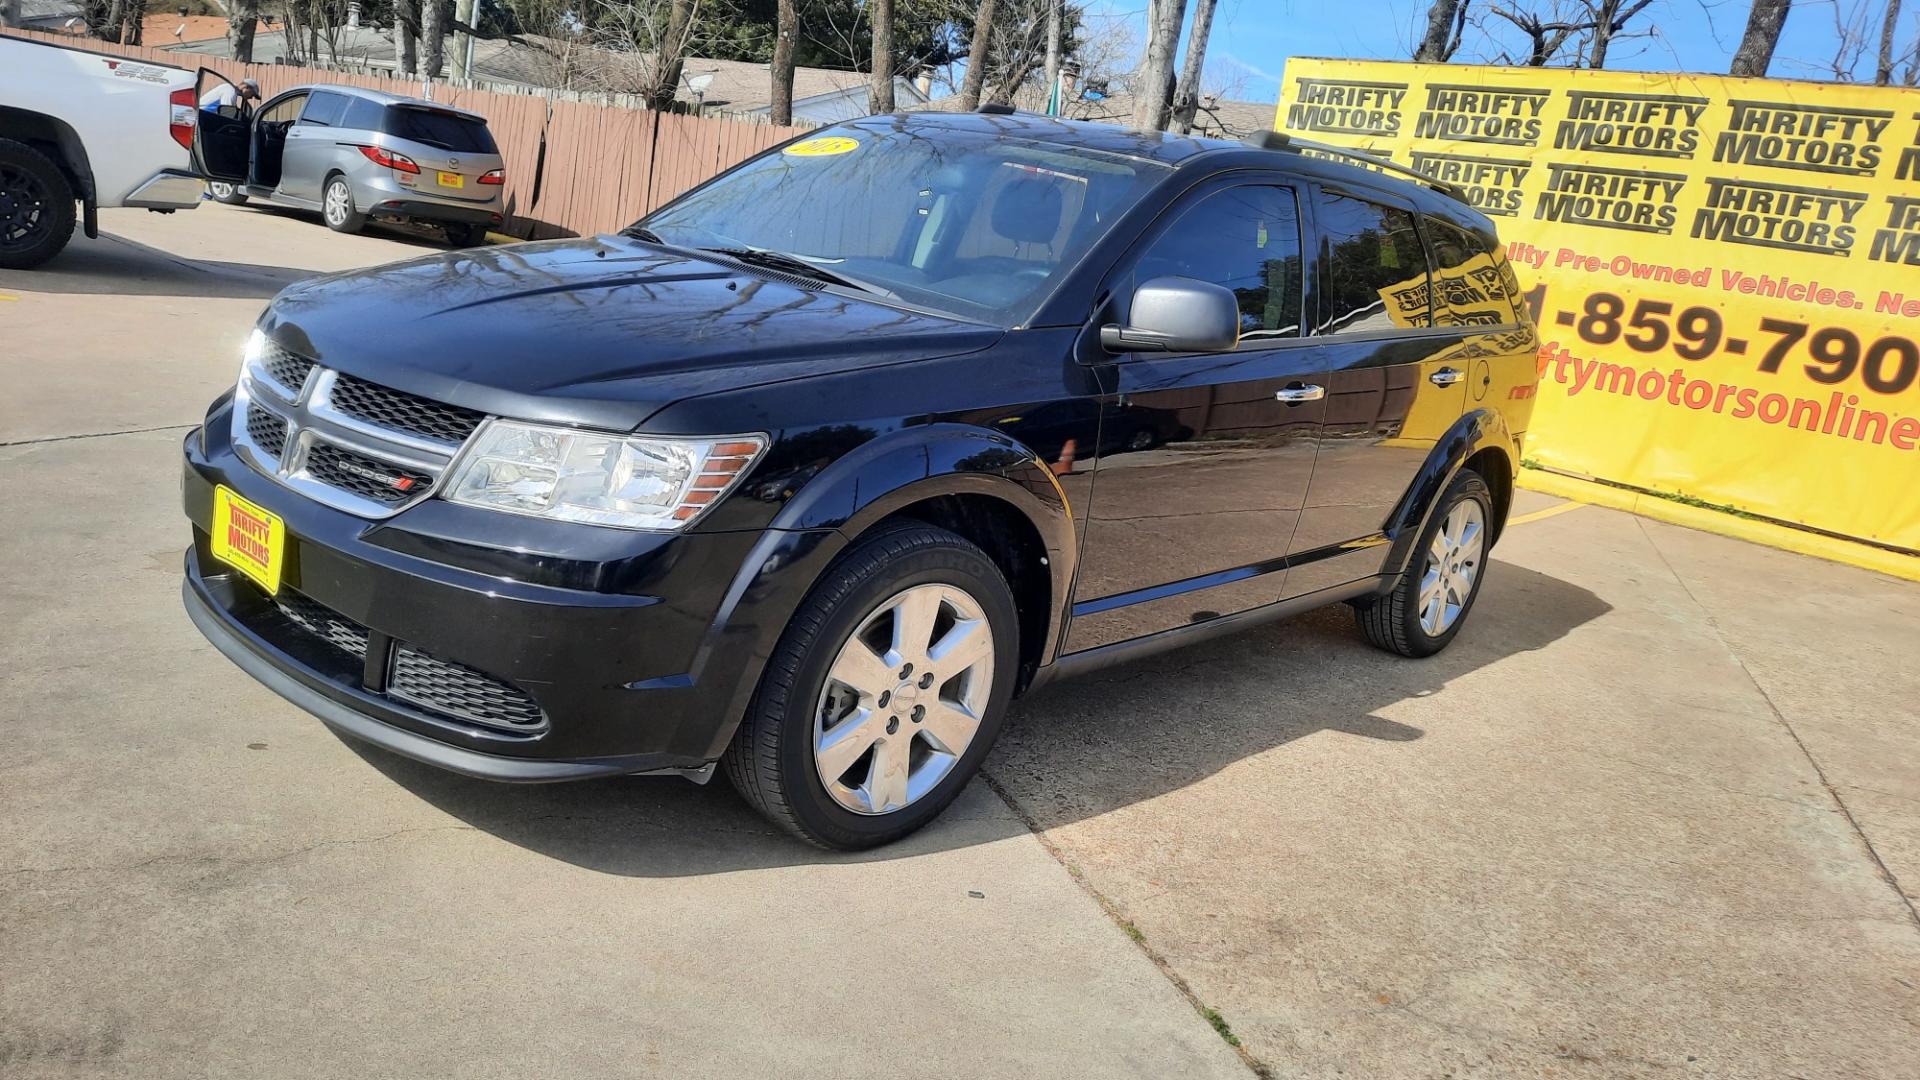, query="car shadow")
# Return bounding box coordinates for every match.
[348,559,1611,875]
[0,228,316,299]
